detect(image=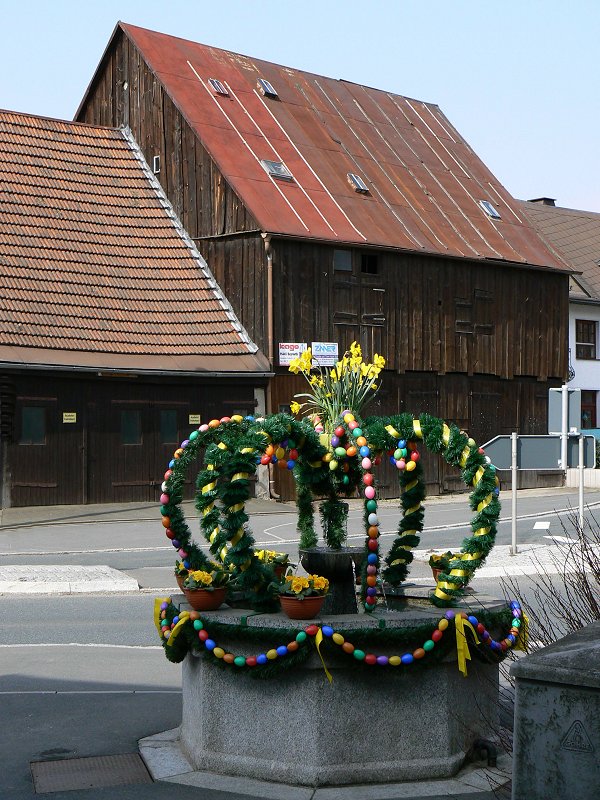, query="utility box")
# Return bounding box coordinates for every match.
[511,622,600,800]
